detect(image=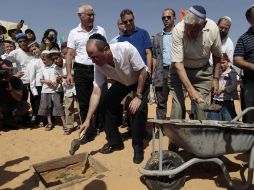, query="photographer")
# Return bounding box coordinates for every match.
[40,29,60,51]
[0,59,30,128]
